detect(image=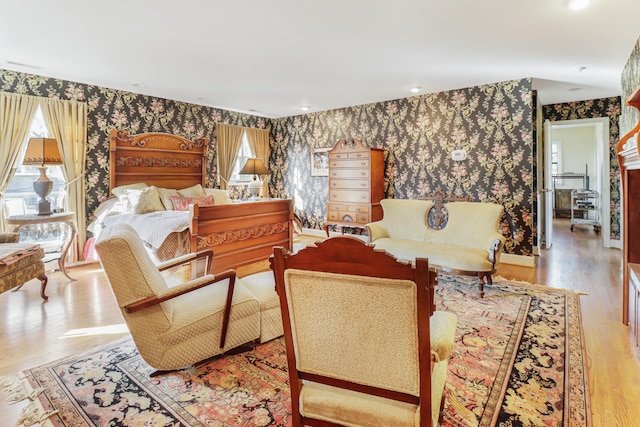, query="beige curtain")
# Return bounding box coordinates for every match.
[0,93,39,232]
[245,128,270,197]
[41,99,87,261]
[217,123,245,190]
